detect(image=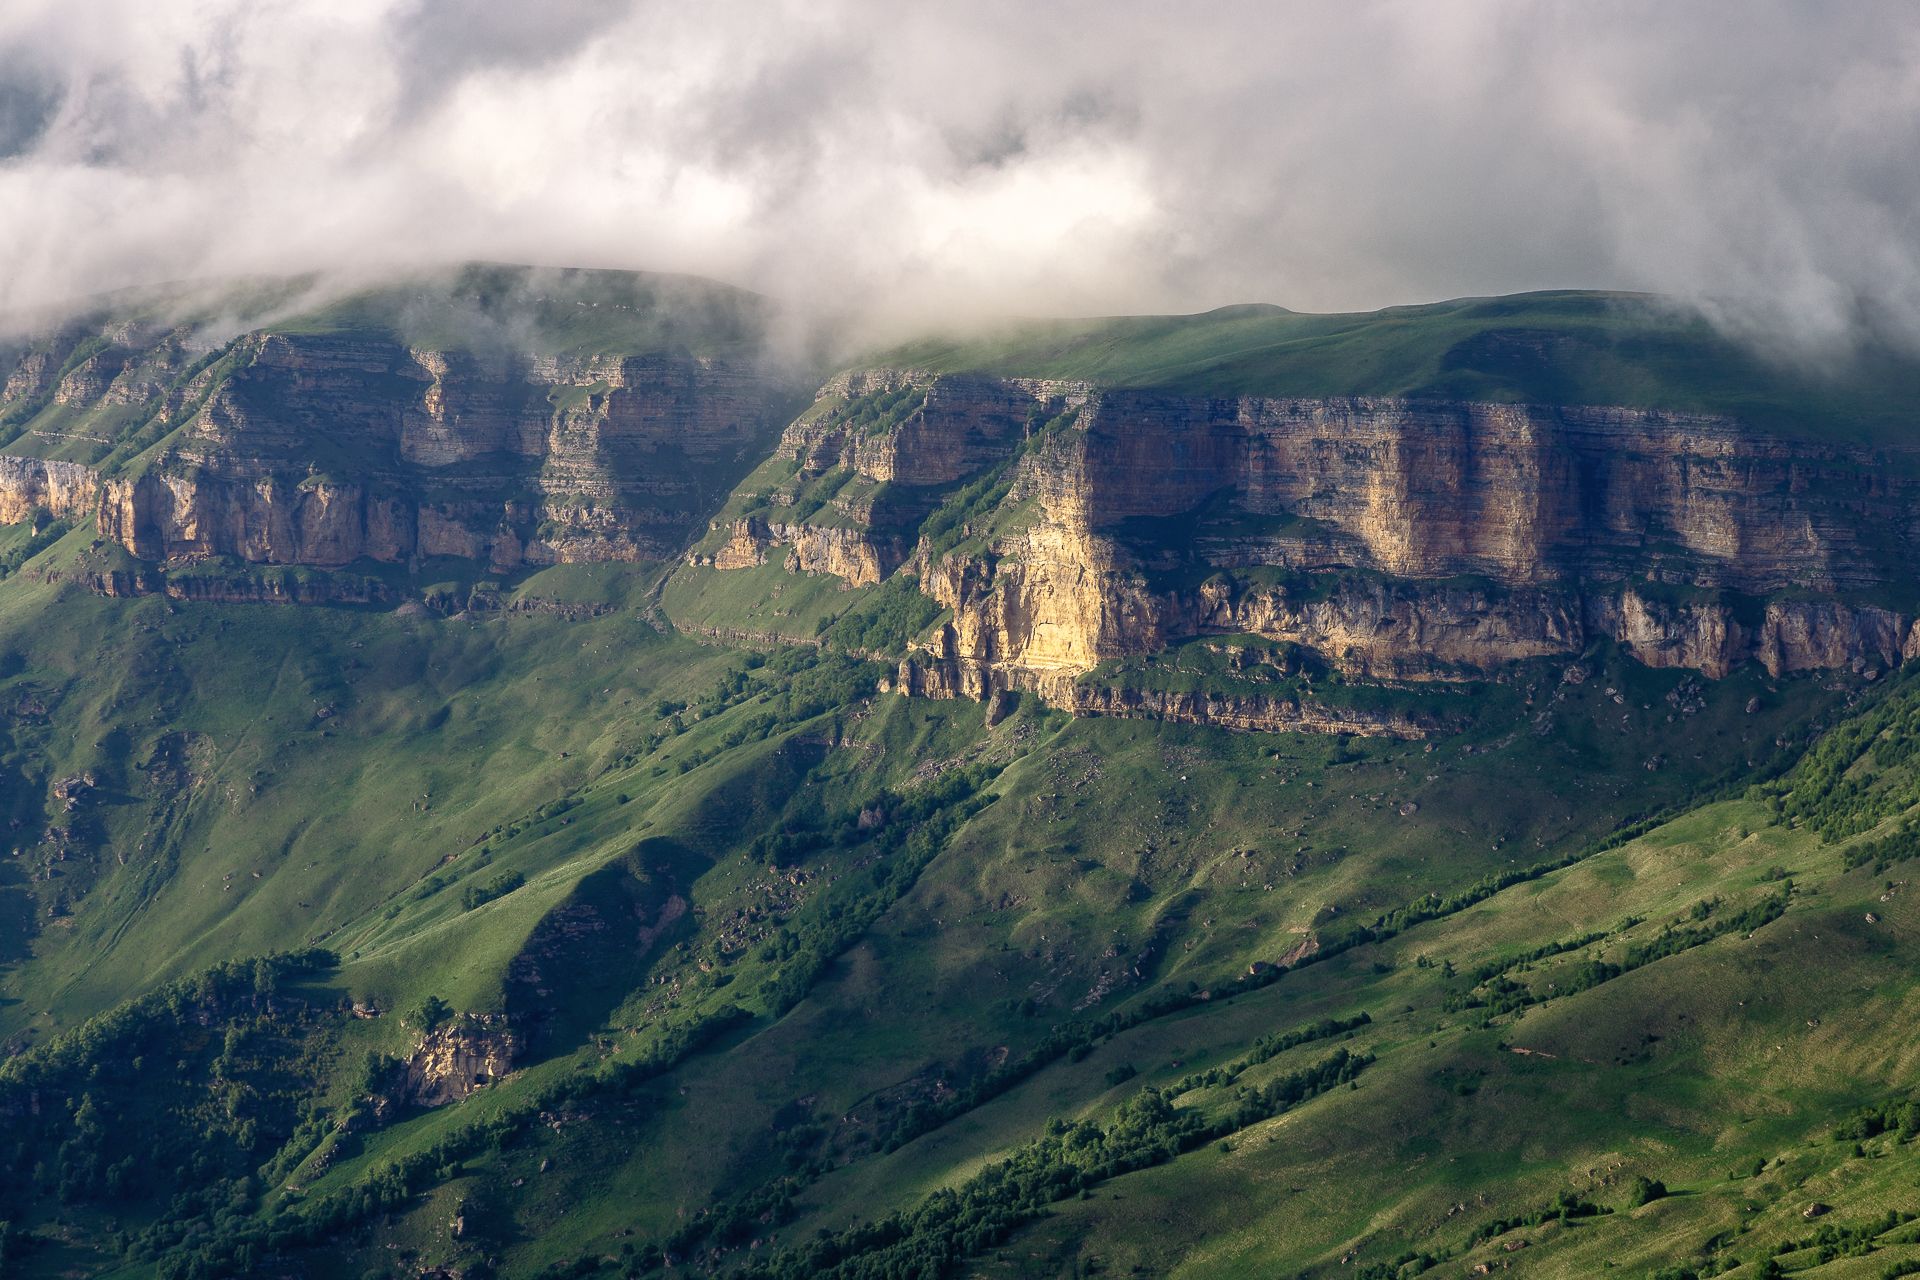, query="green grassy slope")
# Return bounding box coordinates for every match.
[875,292,1920,444]
[267,262,781,360]
[756,673,1920,1280]
[0,488,1895,1279]
[0,535,757,1040]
